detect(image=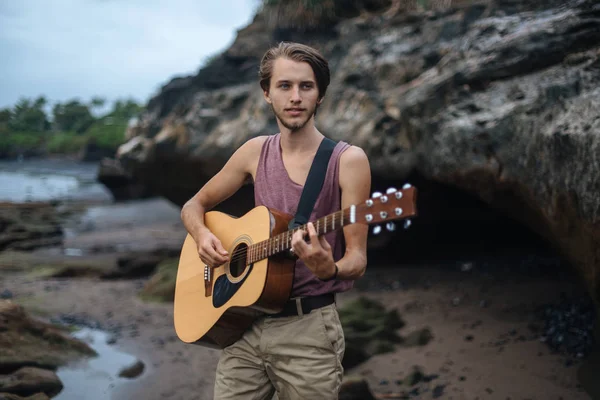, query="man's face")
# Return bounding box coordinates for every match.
[263,57,321,132]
